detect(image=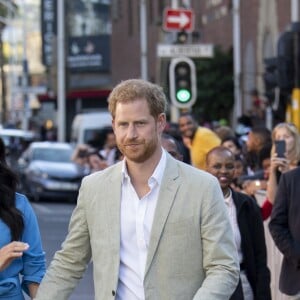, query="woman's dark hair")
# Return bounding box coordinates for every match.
[0,137,24,241]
